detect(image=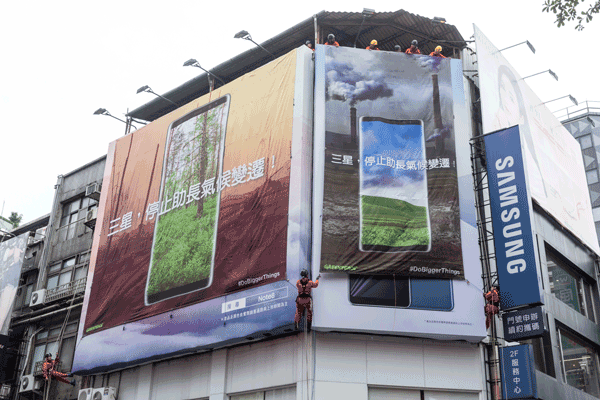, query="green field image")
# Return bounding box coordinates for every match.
[147,196,217,297]
[361,195,429,247]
